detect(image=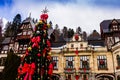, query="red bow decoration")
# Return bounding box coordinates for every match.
[31,36,41,43]
[32,42,39,48]
[18,64,23,78]
[48,63,53,75]
[21,63,36,80]
[31,36,41,48]
[40,14,48,20]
